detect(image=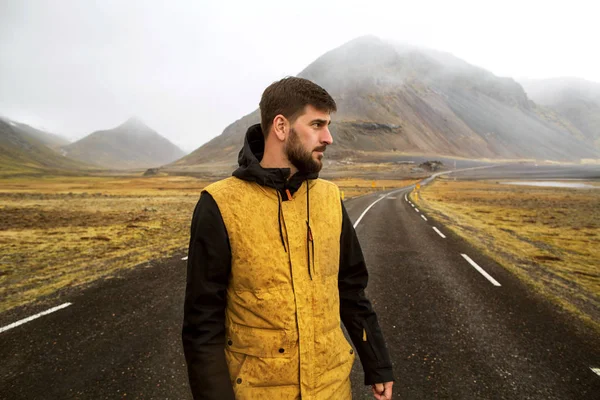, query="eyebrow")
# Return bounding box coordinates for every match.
[310,119,331,125]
